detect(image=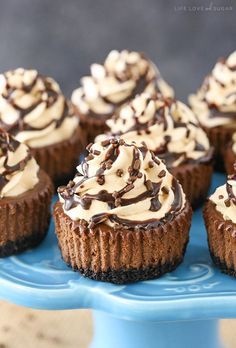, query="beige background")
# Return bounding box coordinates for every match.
[0,300,235,348]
